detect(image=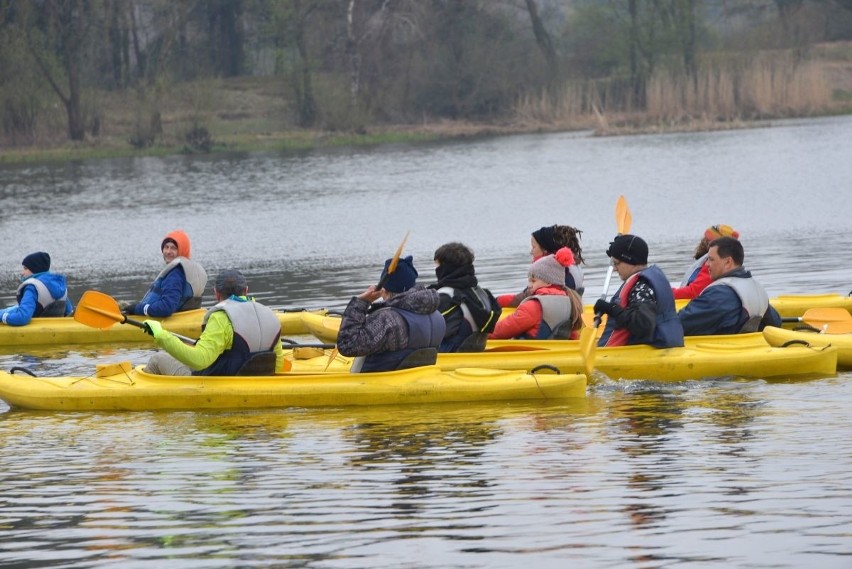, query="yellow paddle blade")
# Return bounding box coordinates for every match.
[323,347,339,372]
[579,325,597,377]
[615,195,632,235]
[74,290,125,329]
[387,231,410,274]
